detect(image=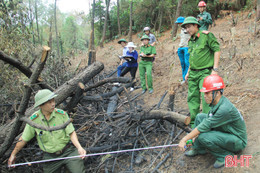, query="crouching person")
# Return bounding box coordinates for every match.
[8,89,86,173]
[120,42,138,91]
[178,74,247,168]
